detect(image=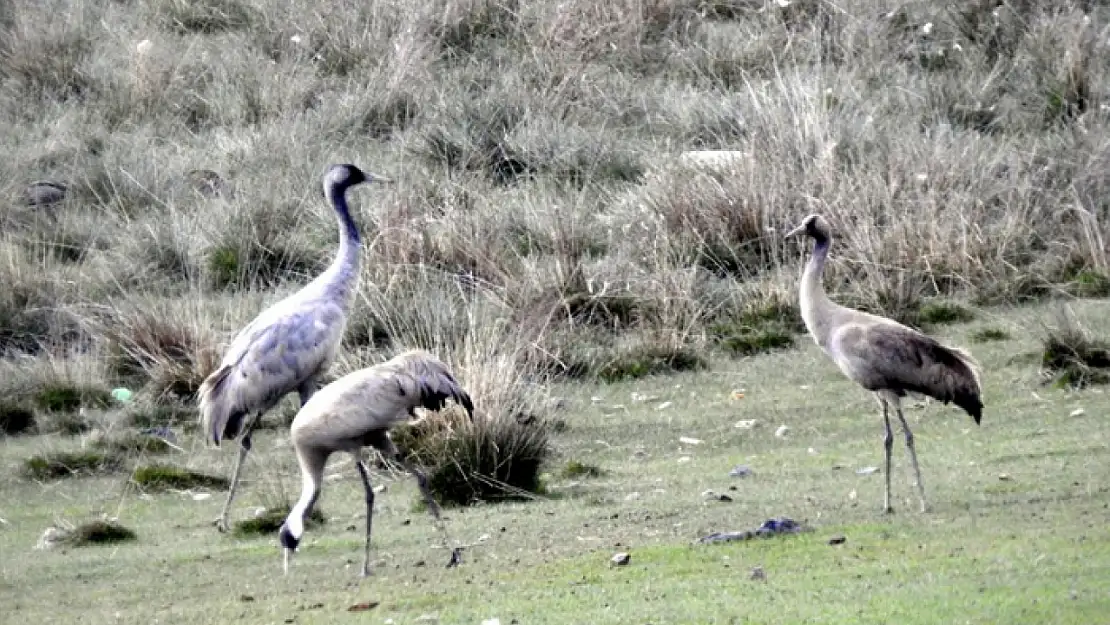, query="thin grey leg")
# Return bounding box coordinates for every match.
[395,456,461,567]
[355,456,377,578]
[217,419,256,533]
[894,404,929,513]
[880,397,895,515]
